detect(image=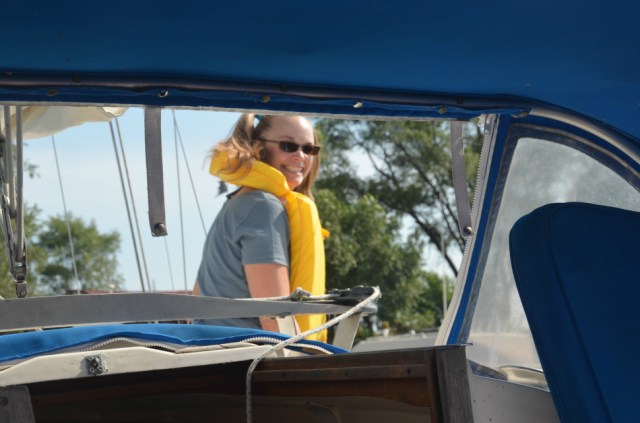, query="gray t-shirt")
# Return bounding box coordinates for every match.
[196,190,290,328]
